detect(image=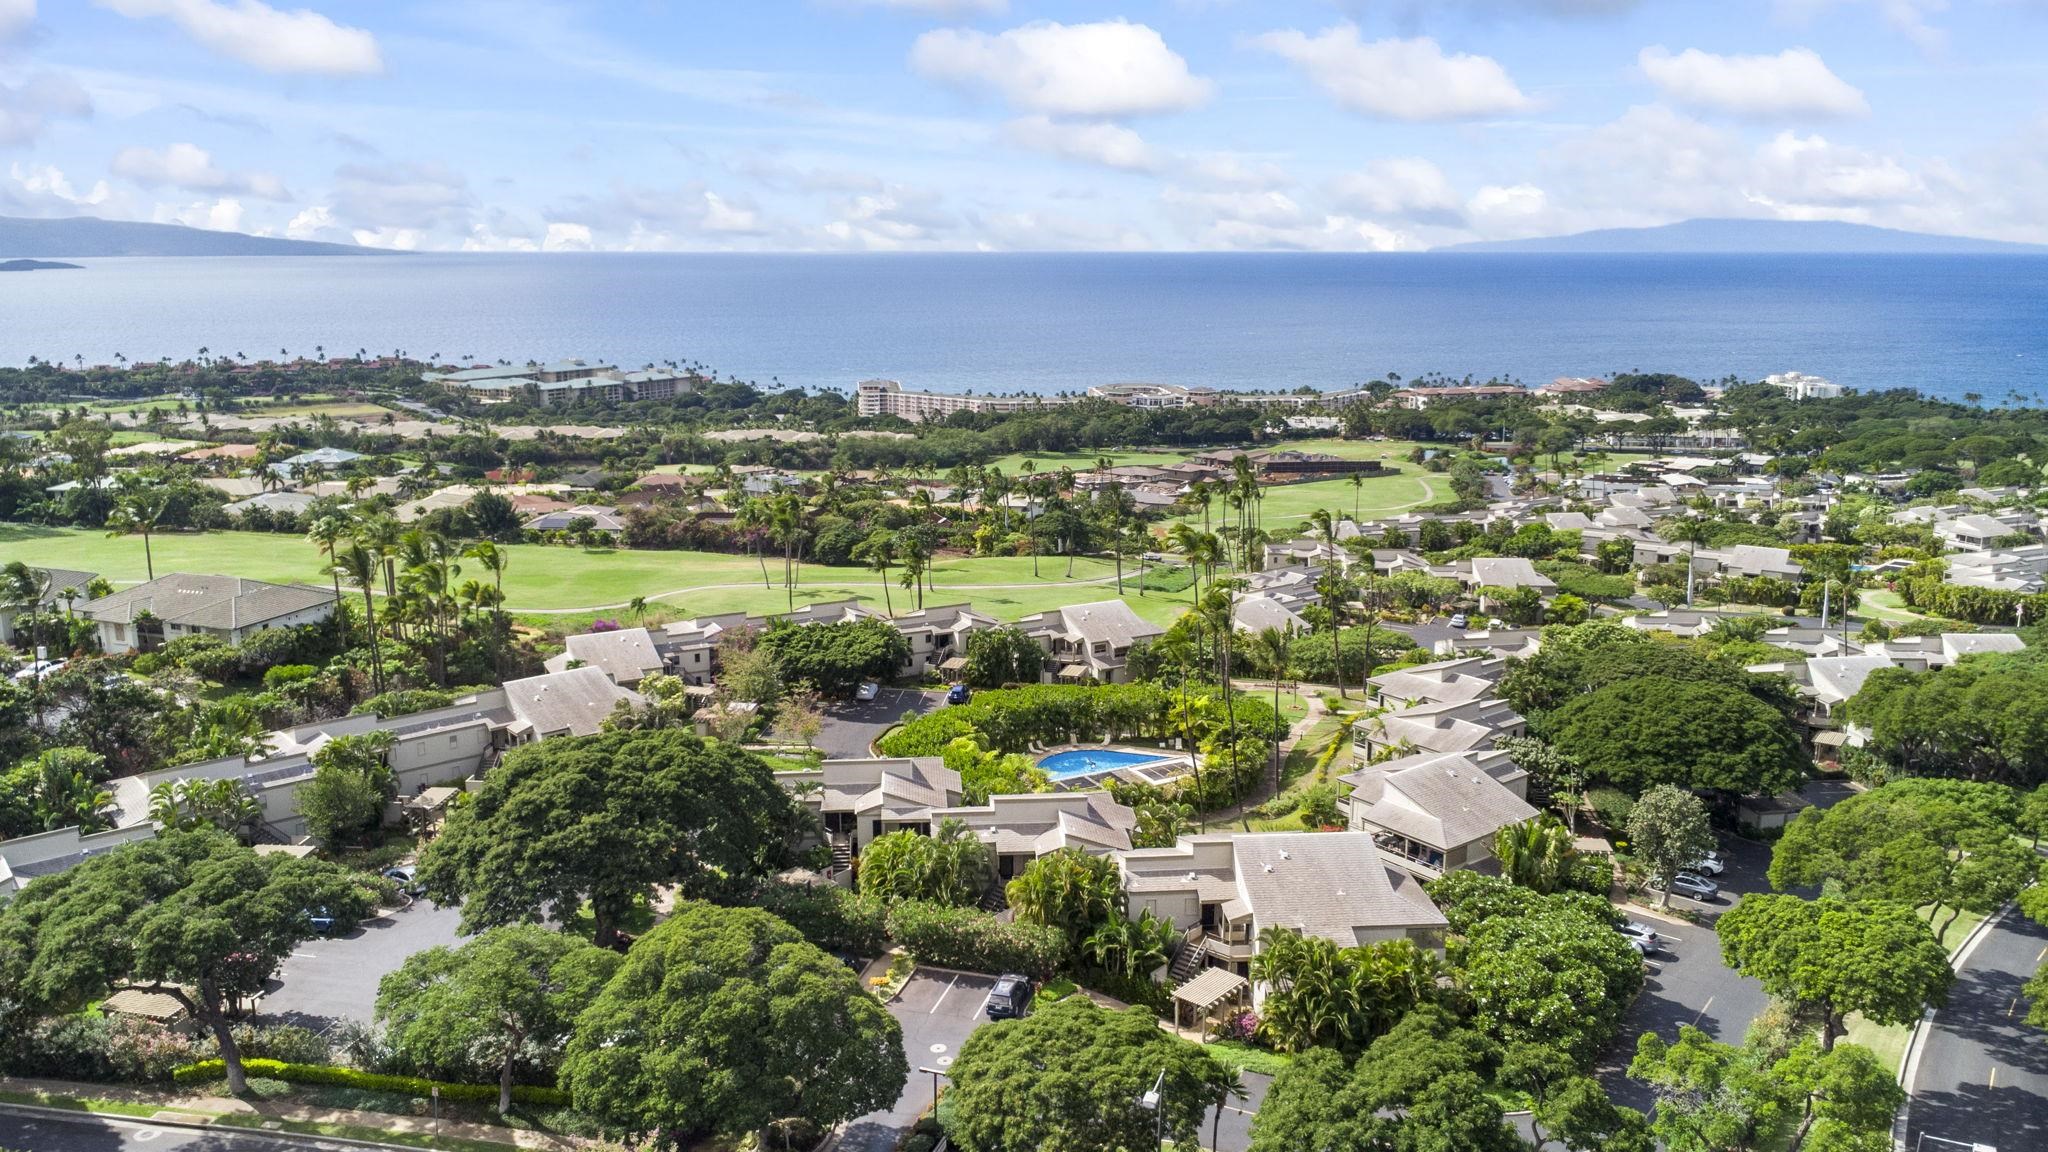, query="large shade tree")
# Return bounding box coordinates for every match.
[1542,677,1806,796]
[374,923,621,1114]
[0,830,379,1093]
[947,996,1237,1152]
[418,729,807,946]
[559,902,906,1148]
[1716,894,1952,1051]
